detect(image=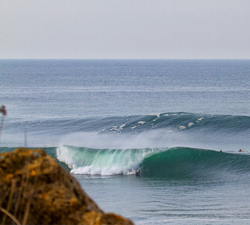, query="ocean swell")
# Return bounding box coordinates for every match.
[5,112,250,135]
